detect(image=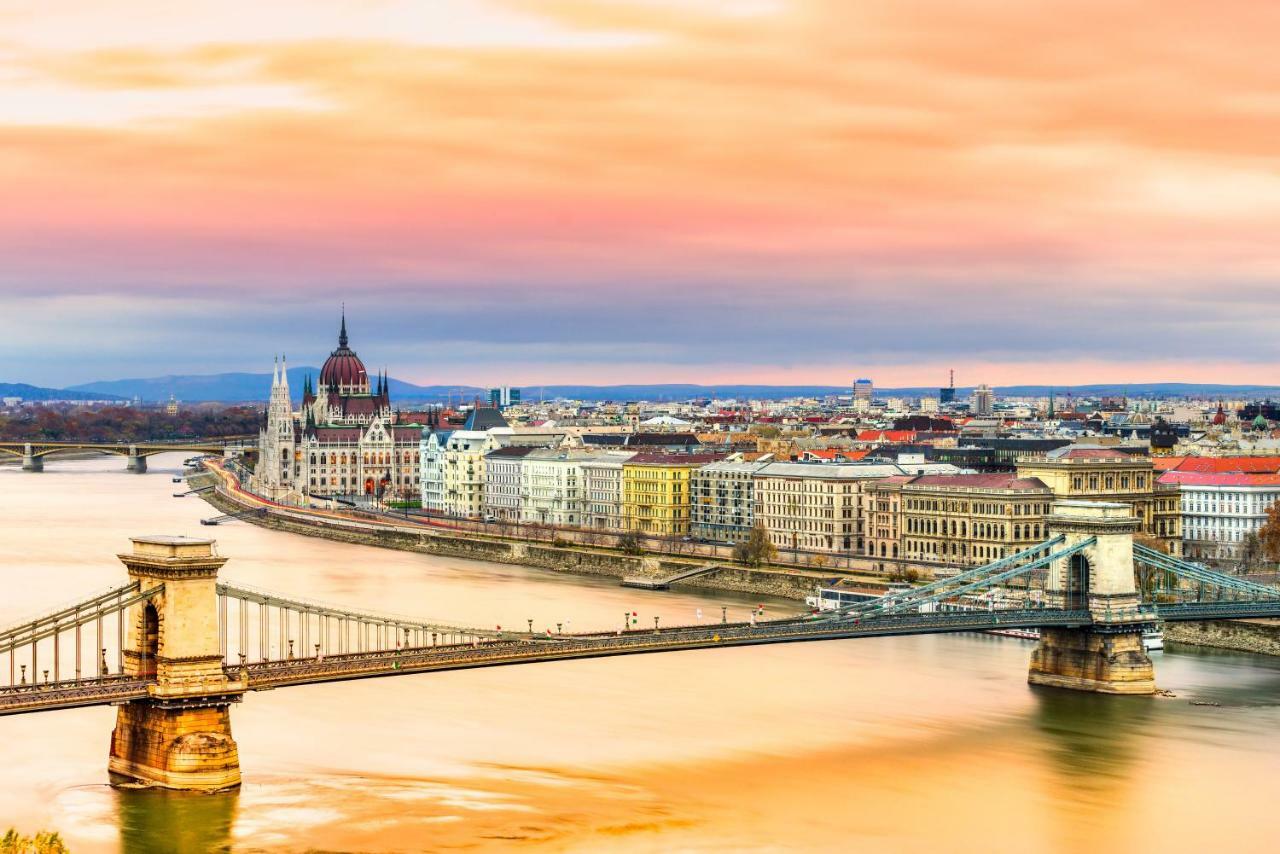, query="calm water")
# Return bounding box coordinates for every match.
[2,455,1279,853]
